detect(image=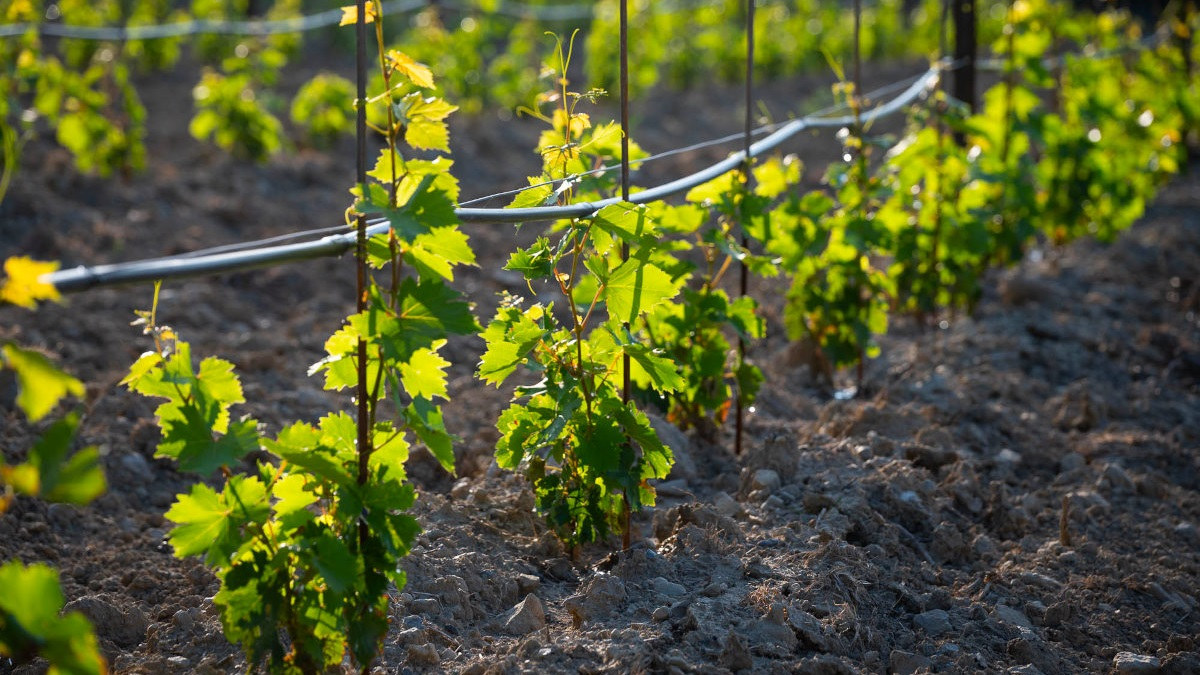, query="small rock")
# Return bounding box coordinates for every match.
[1059,453,1086,473]
[651,577,687,597]
[996,448,1022,466]
[994,604,1034,631]
[1101,463,1136,493]
[720,630,754,672]
[766,603,788,626]
[931,523,966,562]
[1173,522,1197,542]
[1042,602,1071,627]
[889,649,932,675]
[166,656,190,669]
[450,477,471,499]
[515,573,541,595]
[406,643,440,666]
[1007,665,1044,675]
[652,606,670,622]
[499,594,546,635]
[46,503,78,529]
[1112,652,1161,674]
[395,627,426,646]
[914,609,952,637]
[751,469,781,493]
[904,443,958,470]
[119,453,154,481]
[787,606,827,651]
[172,608,195,631]
[409,597,440,615]
[701,582,725,597]
[563,573,626,627]
[714,491,746,519]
